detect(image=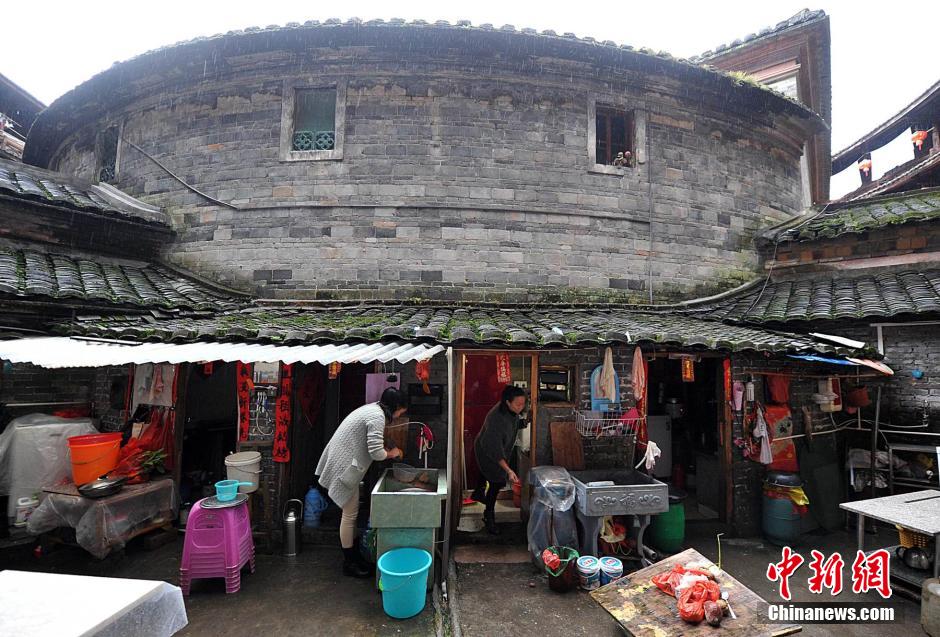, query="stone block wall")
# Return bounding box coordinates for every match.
[48,45,805,303]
